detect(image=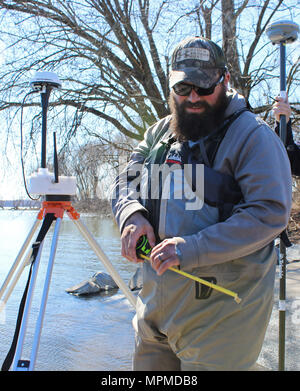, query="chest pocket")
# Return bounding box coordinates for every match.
[163,140,243,222]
